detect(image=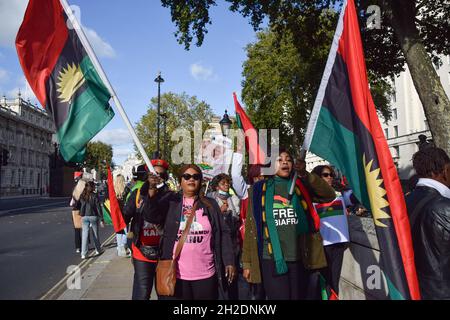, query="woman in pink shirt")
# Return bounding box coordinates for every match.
[144,164,236,300]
